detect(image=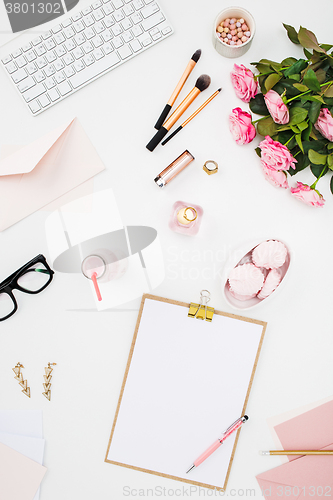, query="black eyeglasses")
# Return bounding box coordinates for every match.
[0,254,54,321]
